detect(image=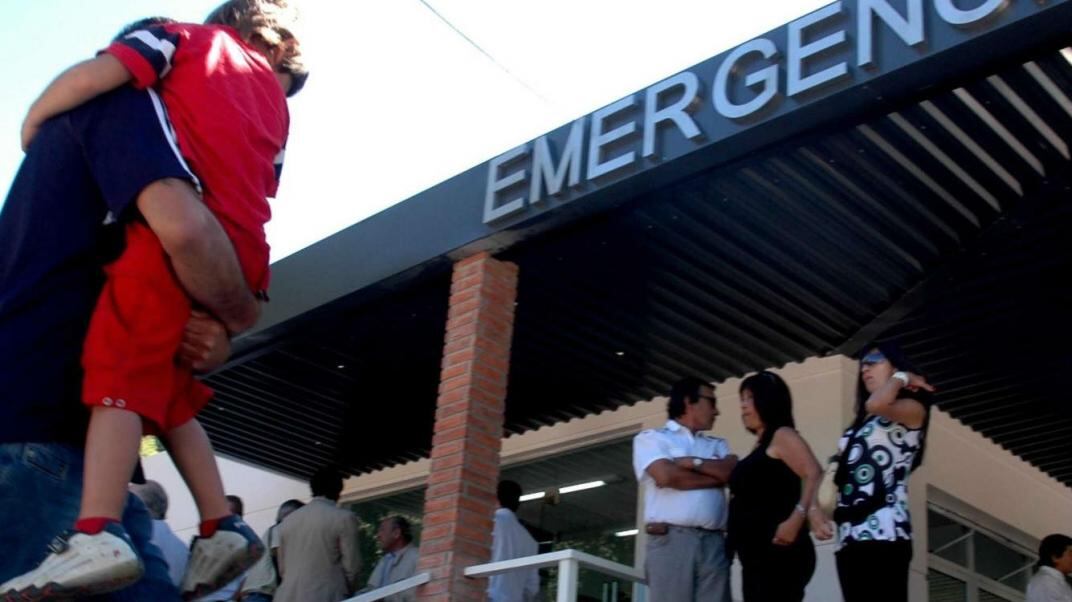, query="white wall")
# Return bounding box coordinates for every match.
[141,451,309,543]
